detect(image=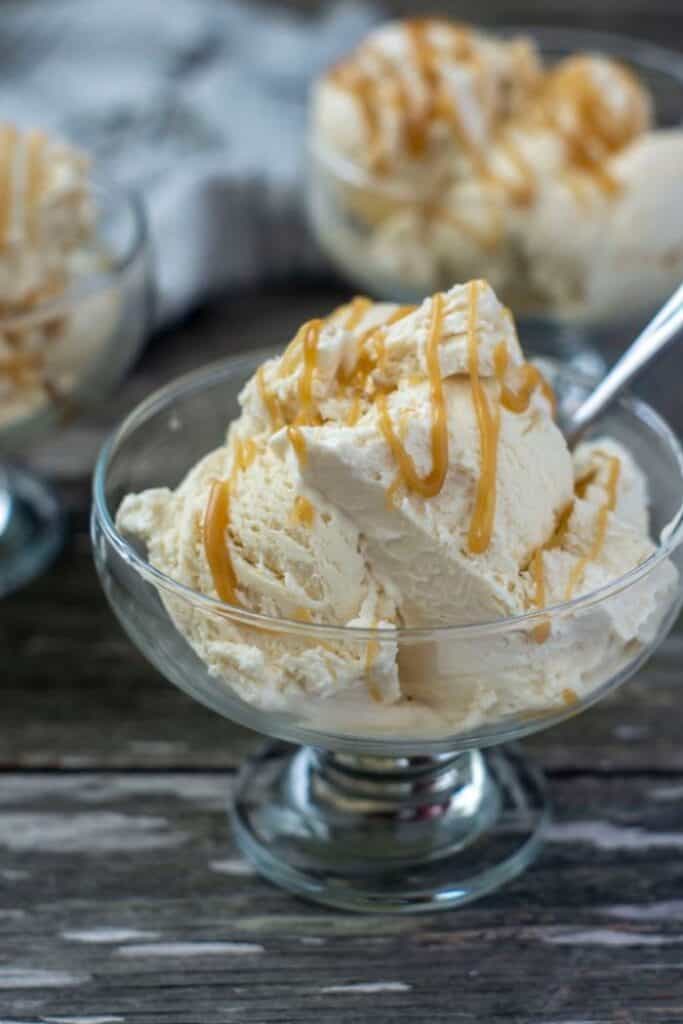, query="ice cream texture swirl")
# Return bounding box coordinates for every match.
[117,281,677,732]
